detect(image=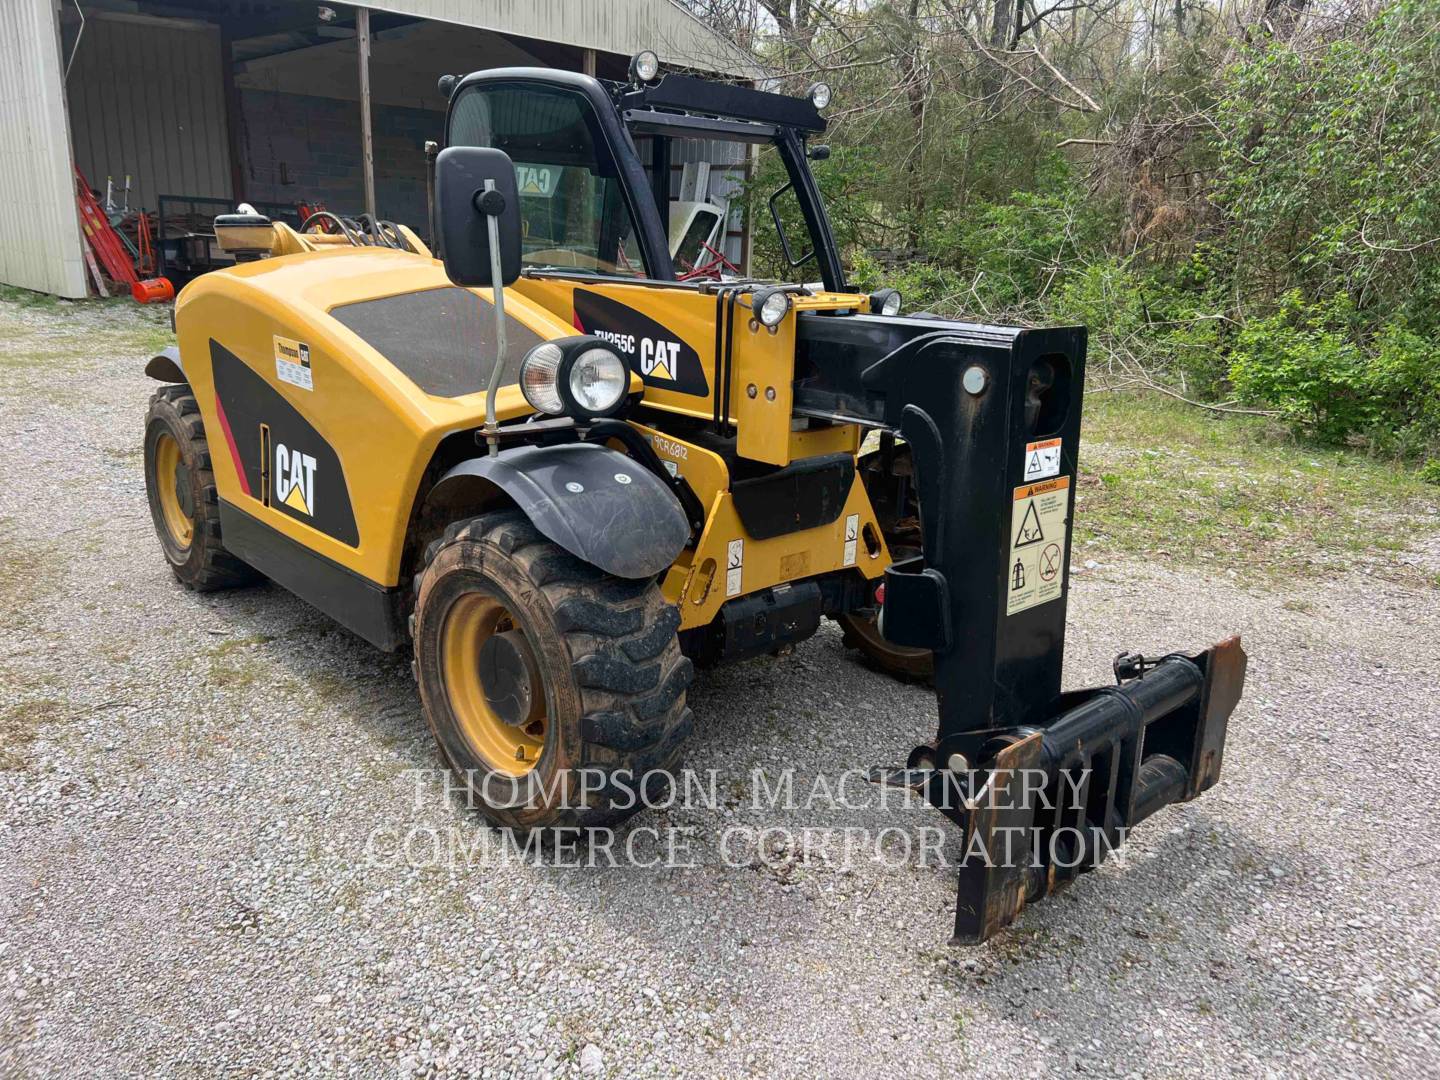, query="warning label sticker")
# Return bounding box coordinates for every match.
[842,513,859,567]
[1006,475,1070,615]
[1023,437,1061,481]
[726,539,744,597]
[274,335,313,391]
